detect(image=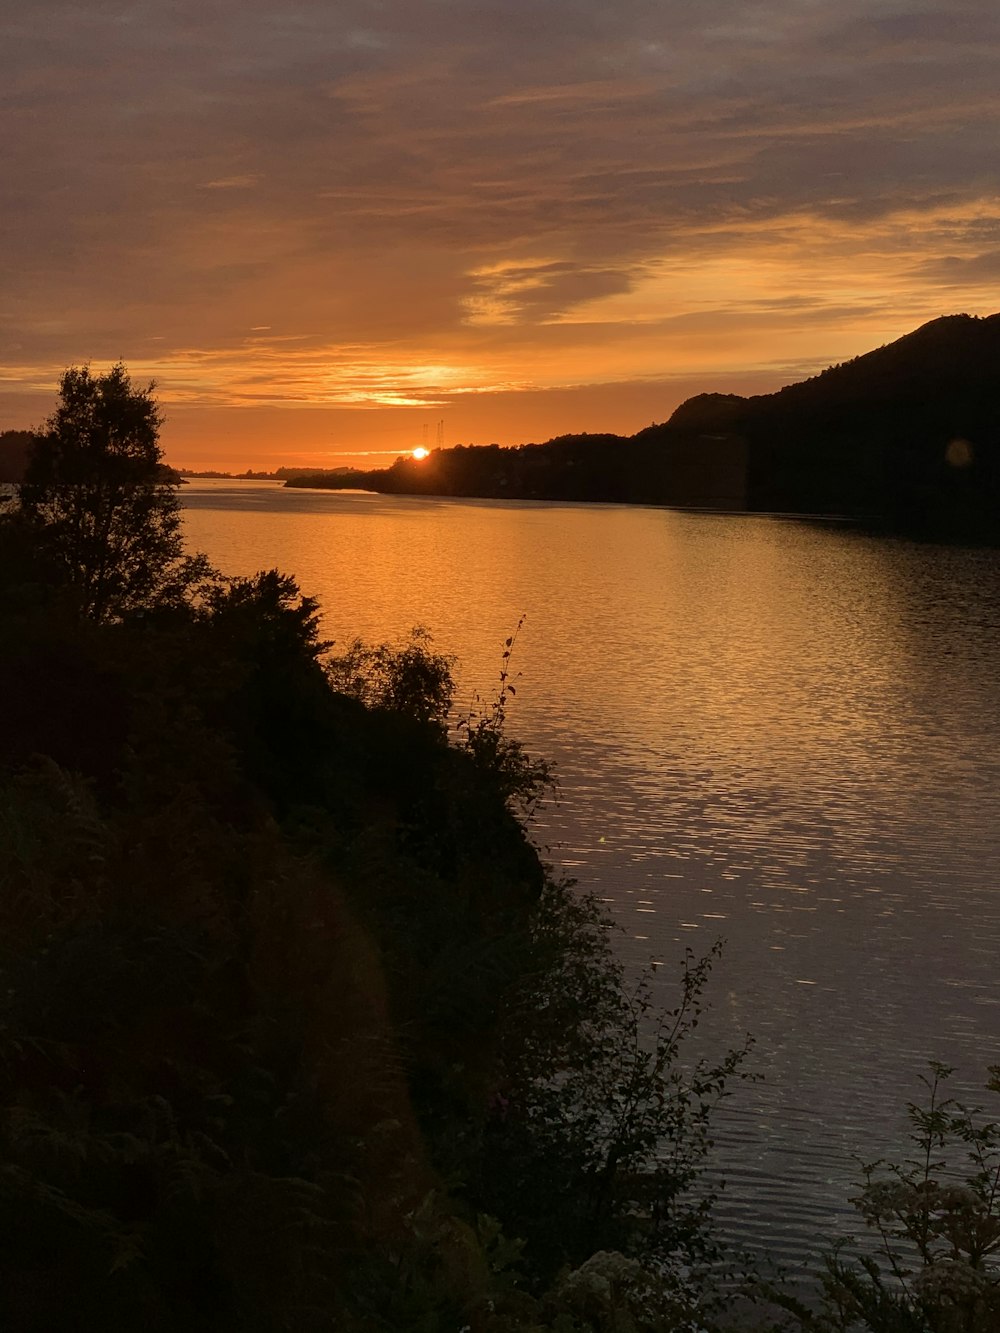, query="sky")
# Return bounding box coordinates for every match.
[2,0,999,470]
